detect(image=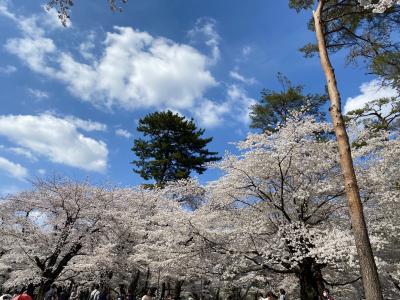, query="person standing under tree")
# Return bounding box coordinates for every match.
[265,291,277,300]
[278,289,286,300]
[320,288,334,300]
[89,285,100,300]
[141,289,153,300]
[44,284,57,300]
[13,284,34,300]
